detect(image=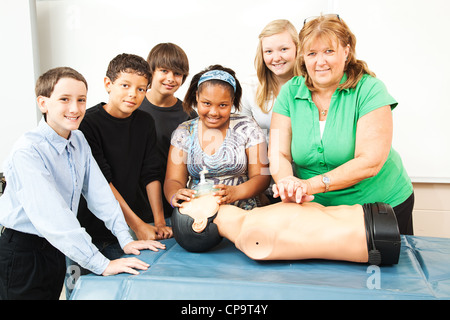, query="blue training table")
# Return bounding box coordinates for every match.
[70,235,450,300]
